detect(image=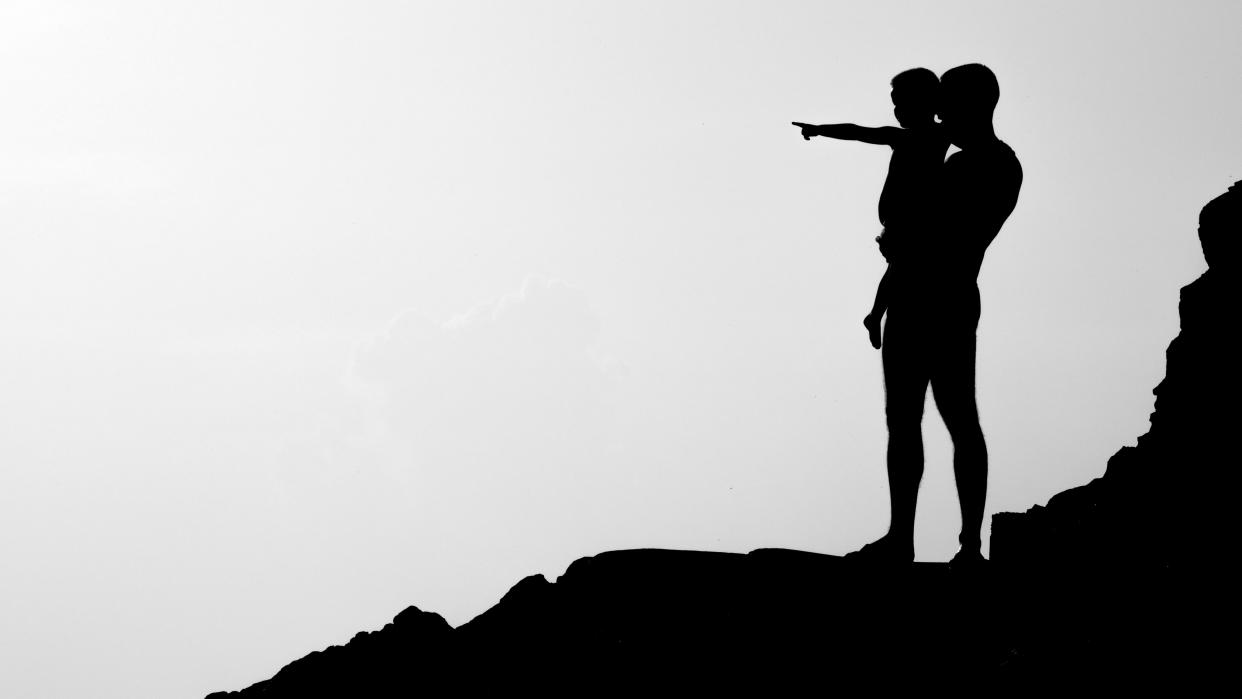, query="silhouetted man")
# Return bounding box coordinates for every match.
[850,64,1022,566]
